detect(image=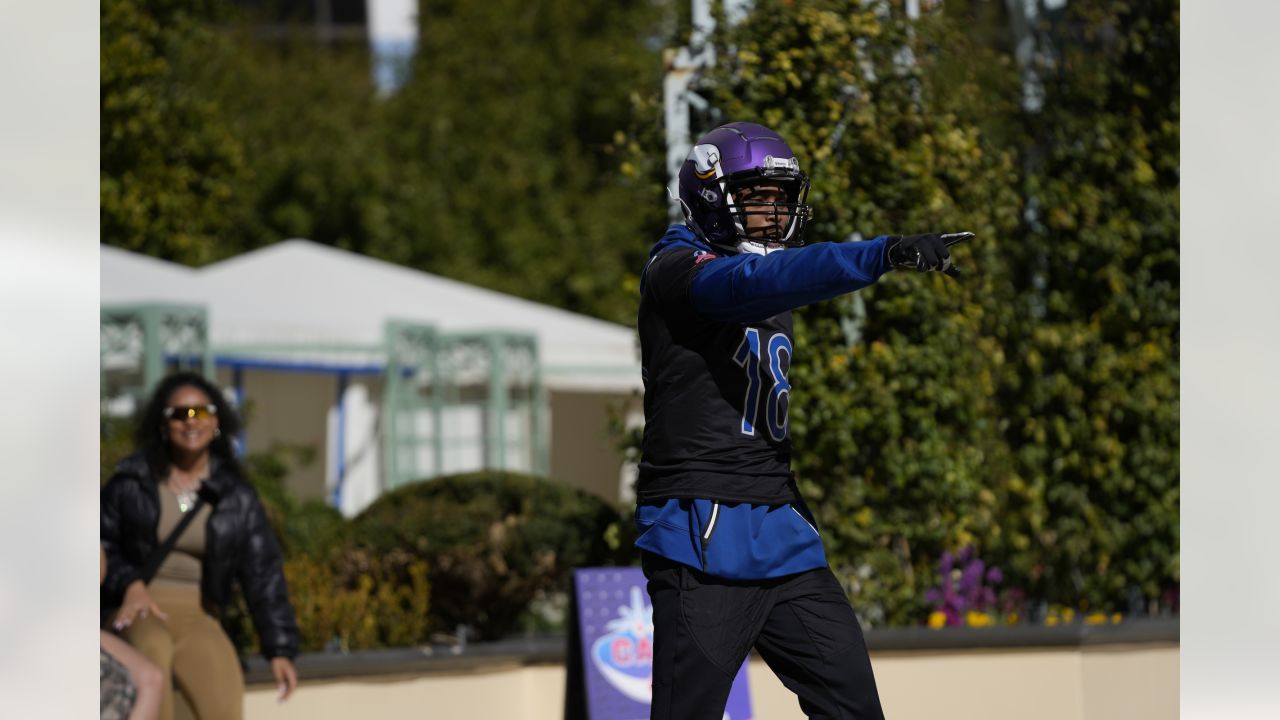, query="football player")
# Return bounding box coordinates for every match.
[636,121,972,719]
